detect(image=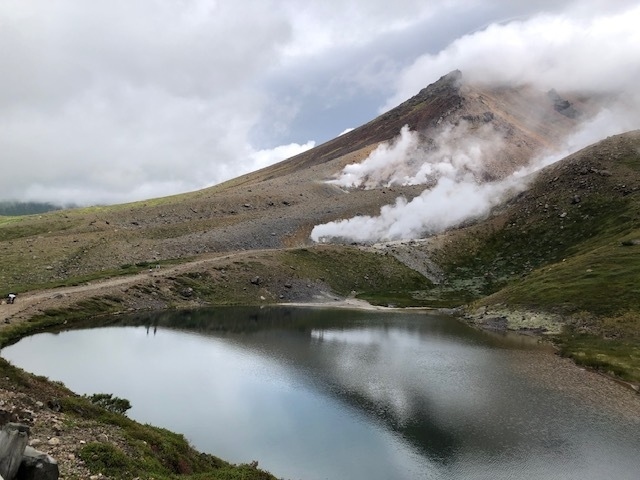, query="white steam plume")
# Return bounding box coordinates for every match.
[312,176,519,243]
[312,122,517,243]
[312,3,640,245]
[312,98,640,244]
[332,121,503,188]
